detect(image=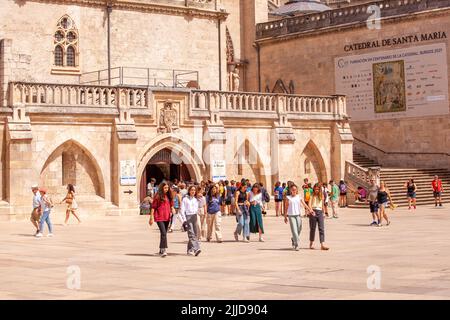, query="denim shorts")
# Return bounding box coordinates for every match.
[407,192,416,199]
